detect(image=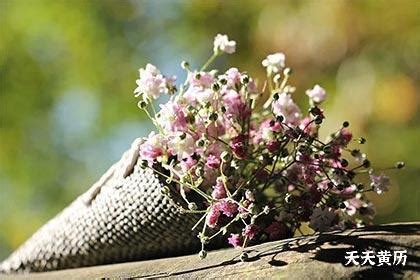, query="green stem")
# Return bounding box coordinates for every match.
[201,52,219,71]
